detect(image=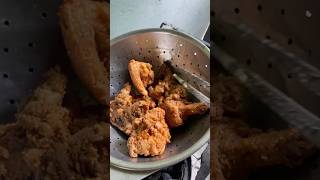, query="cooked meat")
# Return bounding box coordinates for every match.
[160,99,208,128]
[110,83,156,135]
[128,59,154,96]
[212,119,315,180]
[0,67,108,179]
[111,60,209,157]
[211,74,316,180]
[59,0,109,104]
[127,108,171,157]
